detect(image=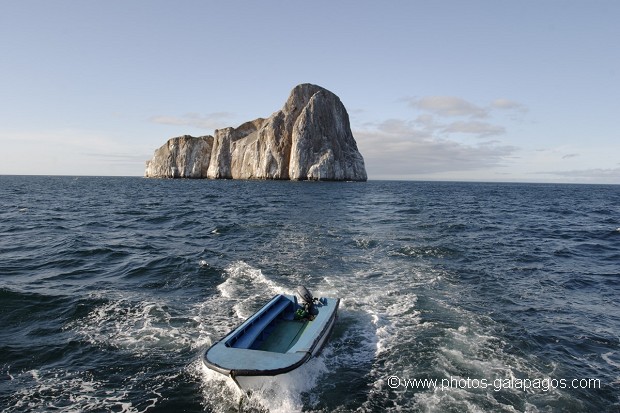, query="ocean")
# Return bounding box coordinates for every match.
[1,176,618,412]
